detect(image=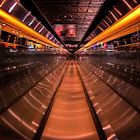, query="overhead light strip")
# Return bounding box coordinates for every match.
[81,5,140,50]
[0,9,59,48]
